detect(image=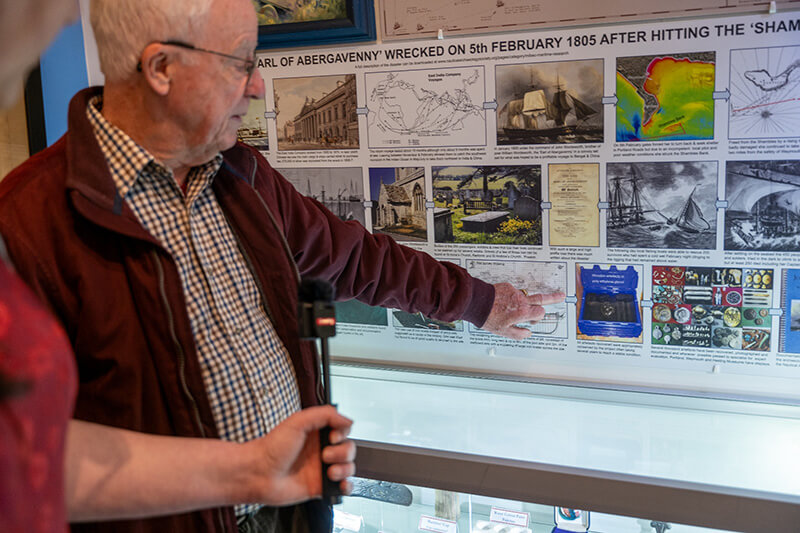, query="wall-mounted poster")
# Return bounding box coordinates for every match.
[616,52,715,142]
[549,164,599,247]
[729,45,800,140]
[254,9,800,400]
[606,161,717,250]
[432,165,542,245]
[725,160,800,251]
[273,74,359,151]
[369,167,427,242]
[496,59,603,145]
